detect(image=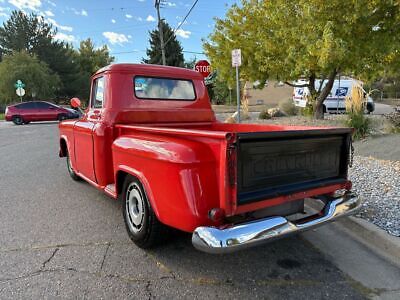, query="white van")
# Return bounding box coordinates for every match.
[293,78,375,114]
